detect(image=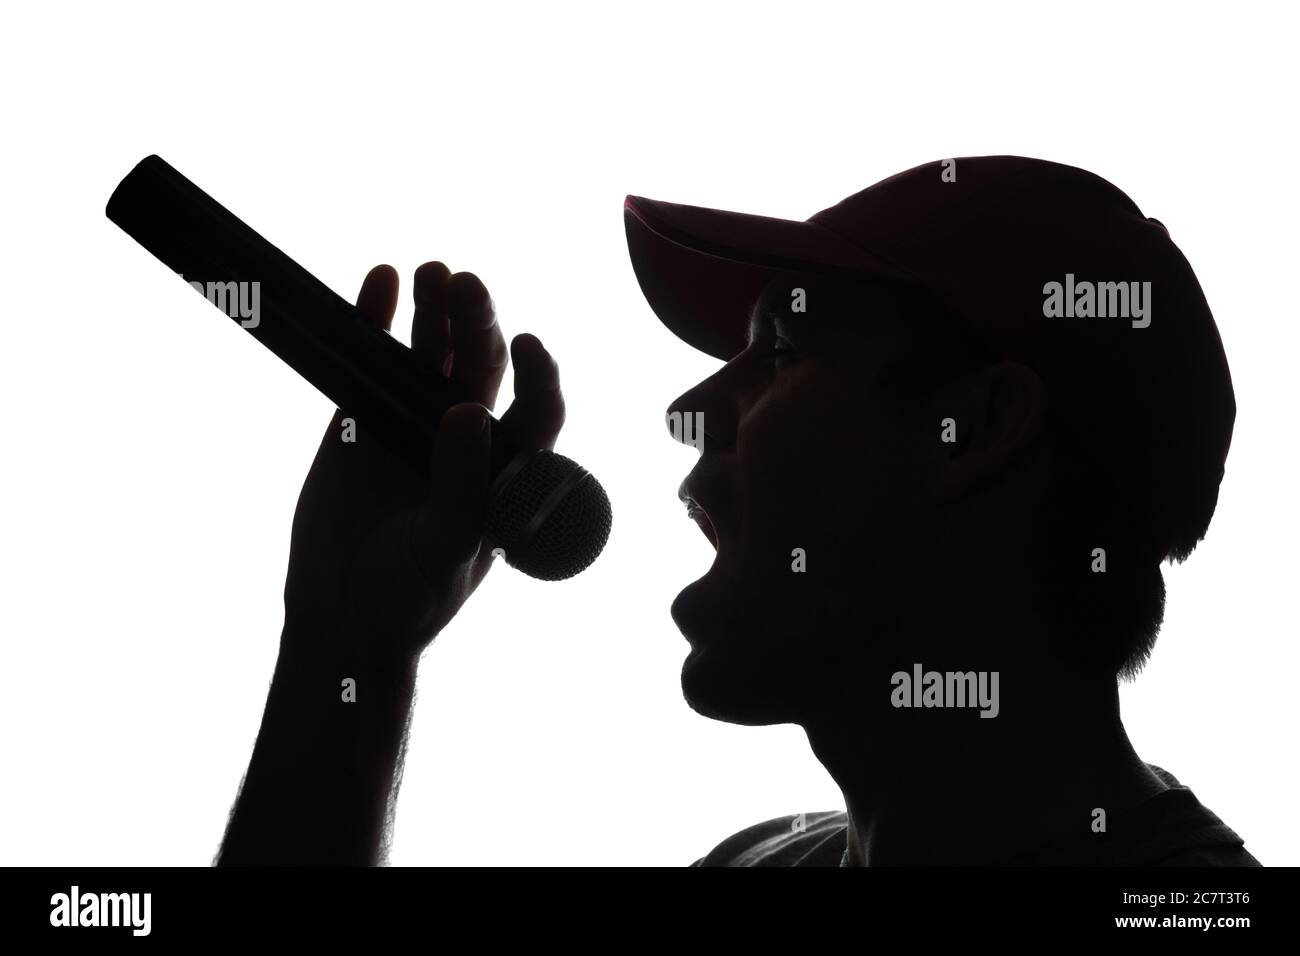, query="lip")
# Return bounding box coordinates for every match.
[679,468,728,555]
[685,498,719,551]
